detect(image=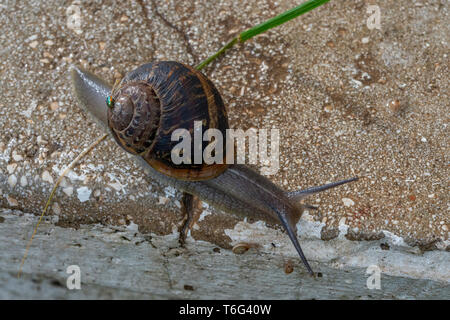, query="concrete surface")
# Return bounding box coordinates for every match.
[0,0,448,299]
[2,210,449,299]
